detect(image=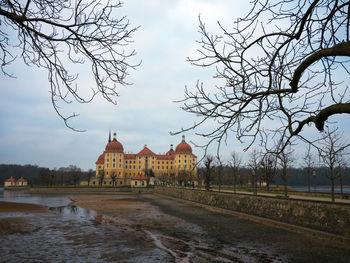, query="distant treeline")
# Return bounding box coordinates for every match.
[0,164,94,186]
[201,166,350,187]
[1,164,349,187]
